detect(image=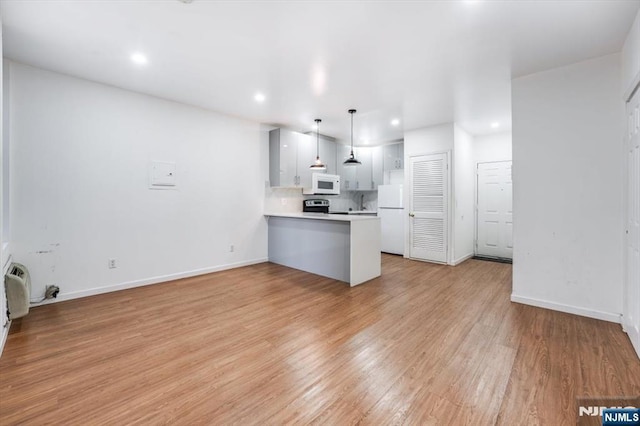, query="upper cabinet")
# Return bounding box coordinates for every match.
[269,128,299,187]
[296,133,315,188]
[319,137,337,176]
[354,148,372,191]
[337,144,356,191]
[372,146,384,189]
[337,145,383,191]
[269,128,338,188]
[384,143,404,171]
[269,128,395,191]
